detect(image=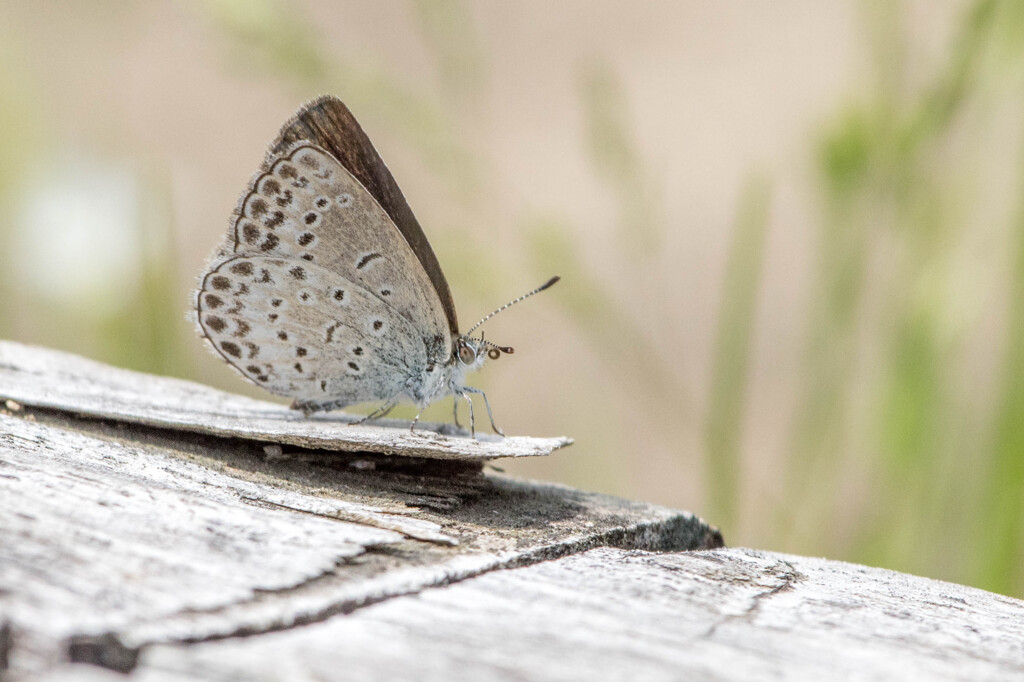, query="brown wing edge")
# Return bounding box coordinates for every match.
[269,95,459,338]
